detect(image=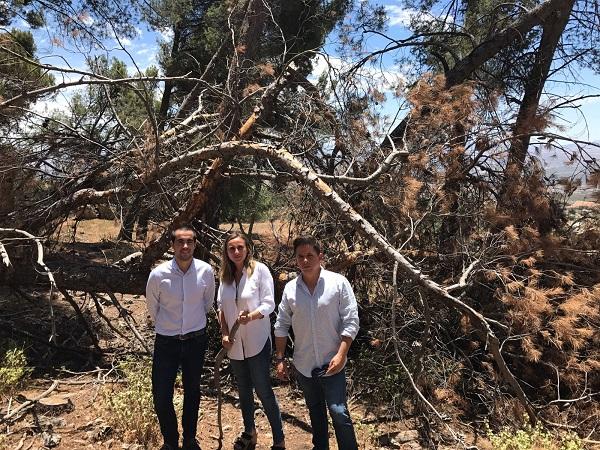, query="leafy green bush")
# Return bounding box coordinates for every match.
[0,342,31,395]
[102,357,159,446]
[486,419,584,450]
